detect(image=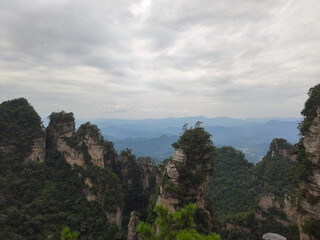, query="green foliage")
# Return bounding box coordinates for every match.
[206,144,299,240]
[60,227,79,240]
[0,151,125,240]
[302,217,320,237]
[172,123,215,166]
[206,147,256,216]
[48,111,75,125]
[81,165,124,213]
[119,149,150,229]
[165,123,215,209]
[137,204,221,240]
[76,122,105,145]
[299,84,320,134]
[0,98,44,158]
